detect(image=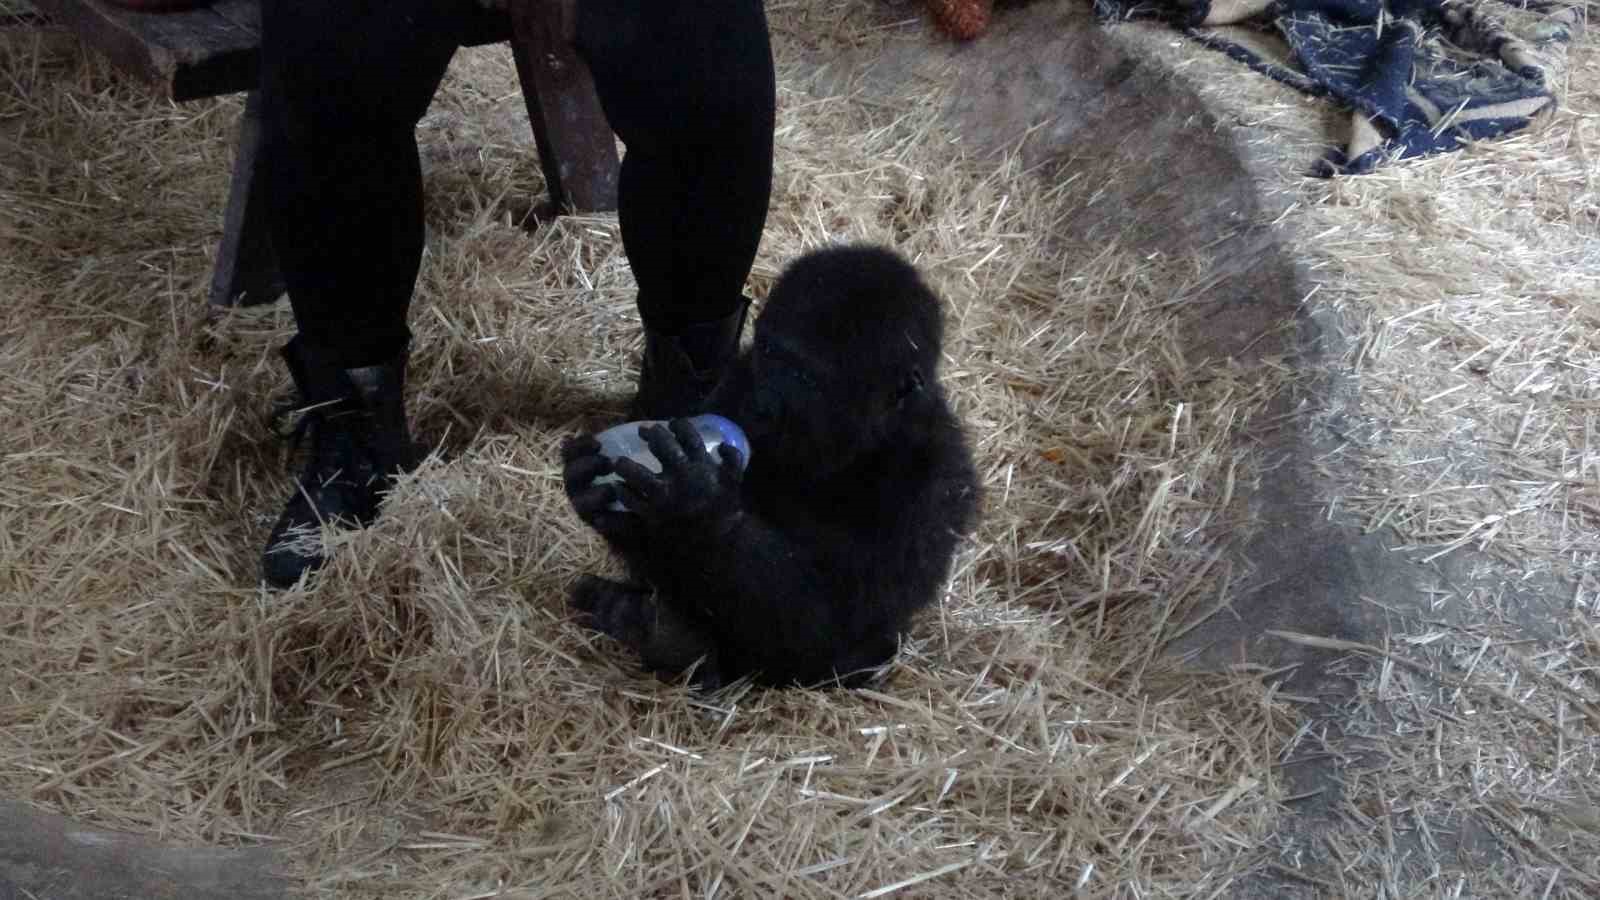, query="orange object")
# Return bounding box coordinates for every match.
[926,0,993,40]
